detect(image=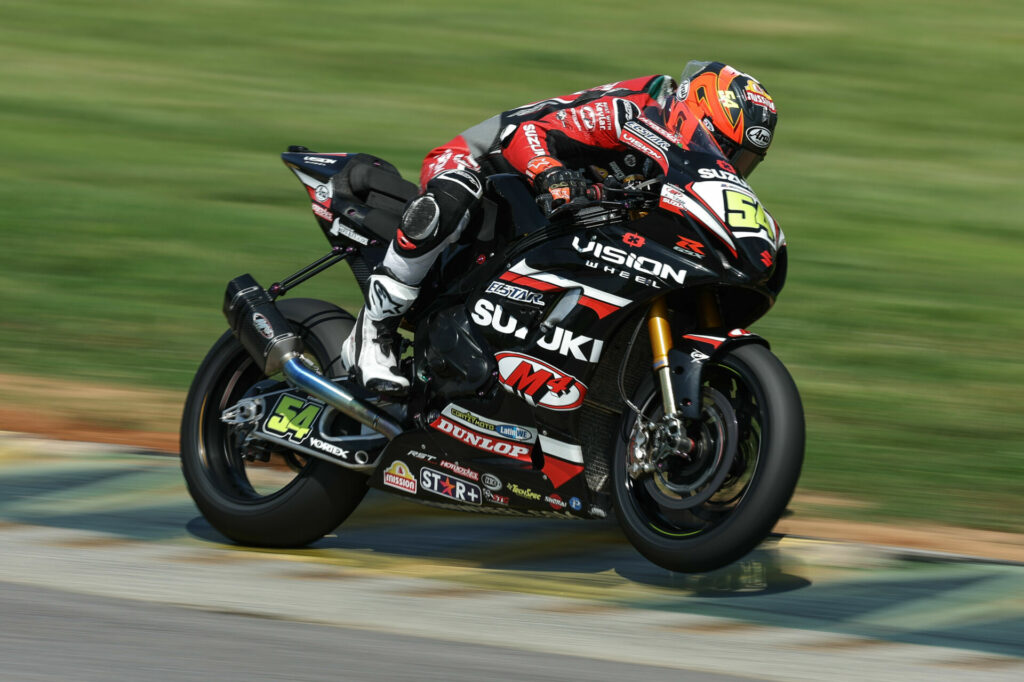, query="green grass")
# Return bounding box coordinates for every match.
[1,0,1022,531]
